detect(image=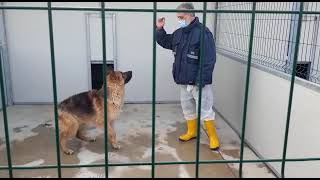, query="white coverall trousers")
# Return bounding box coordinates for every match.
[180,84,216,122]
